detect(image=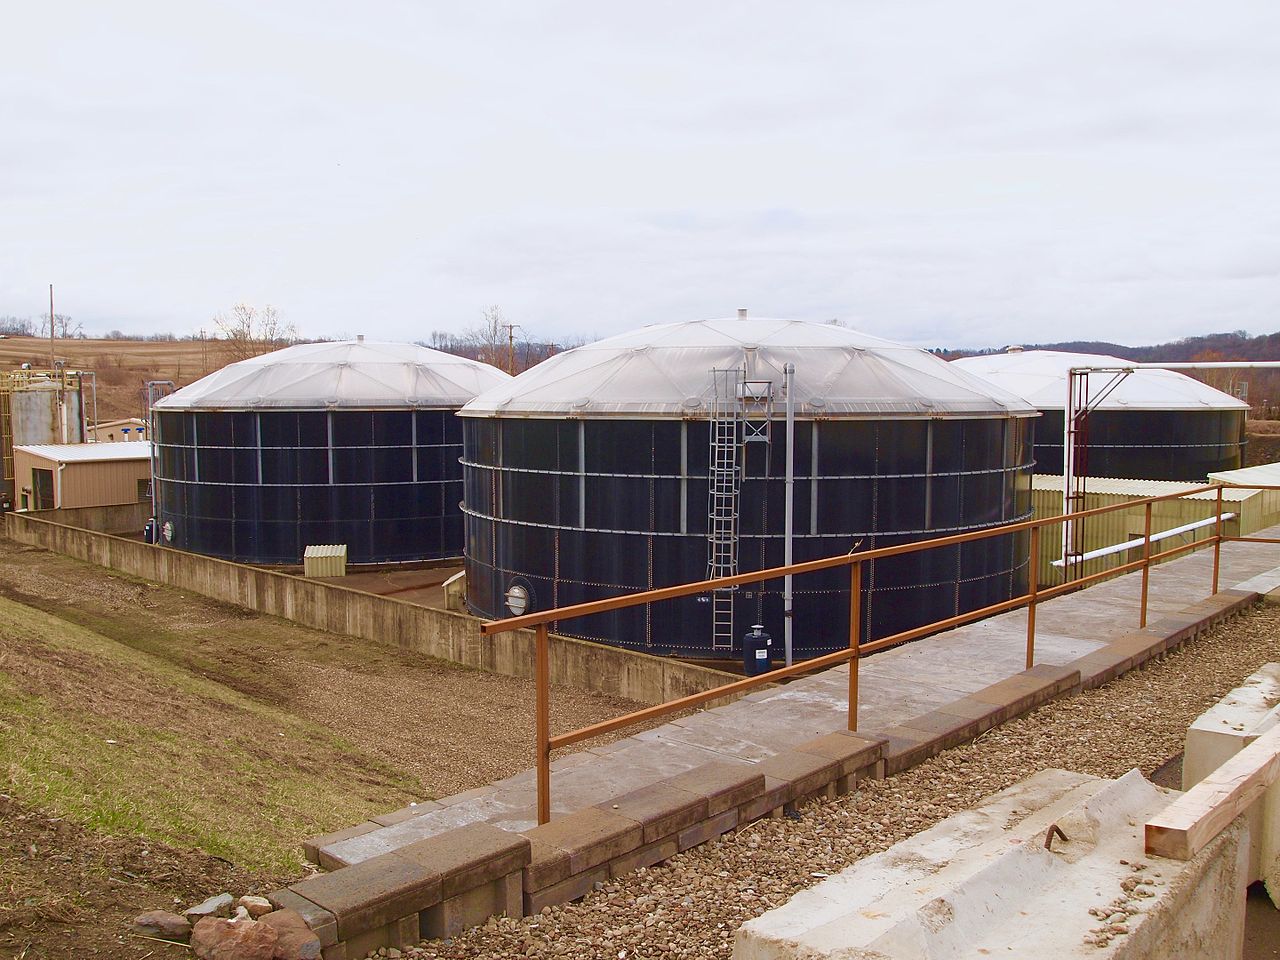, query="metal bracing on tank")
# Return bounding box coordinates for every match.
[707,368,744,651]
